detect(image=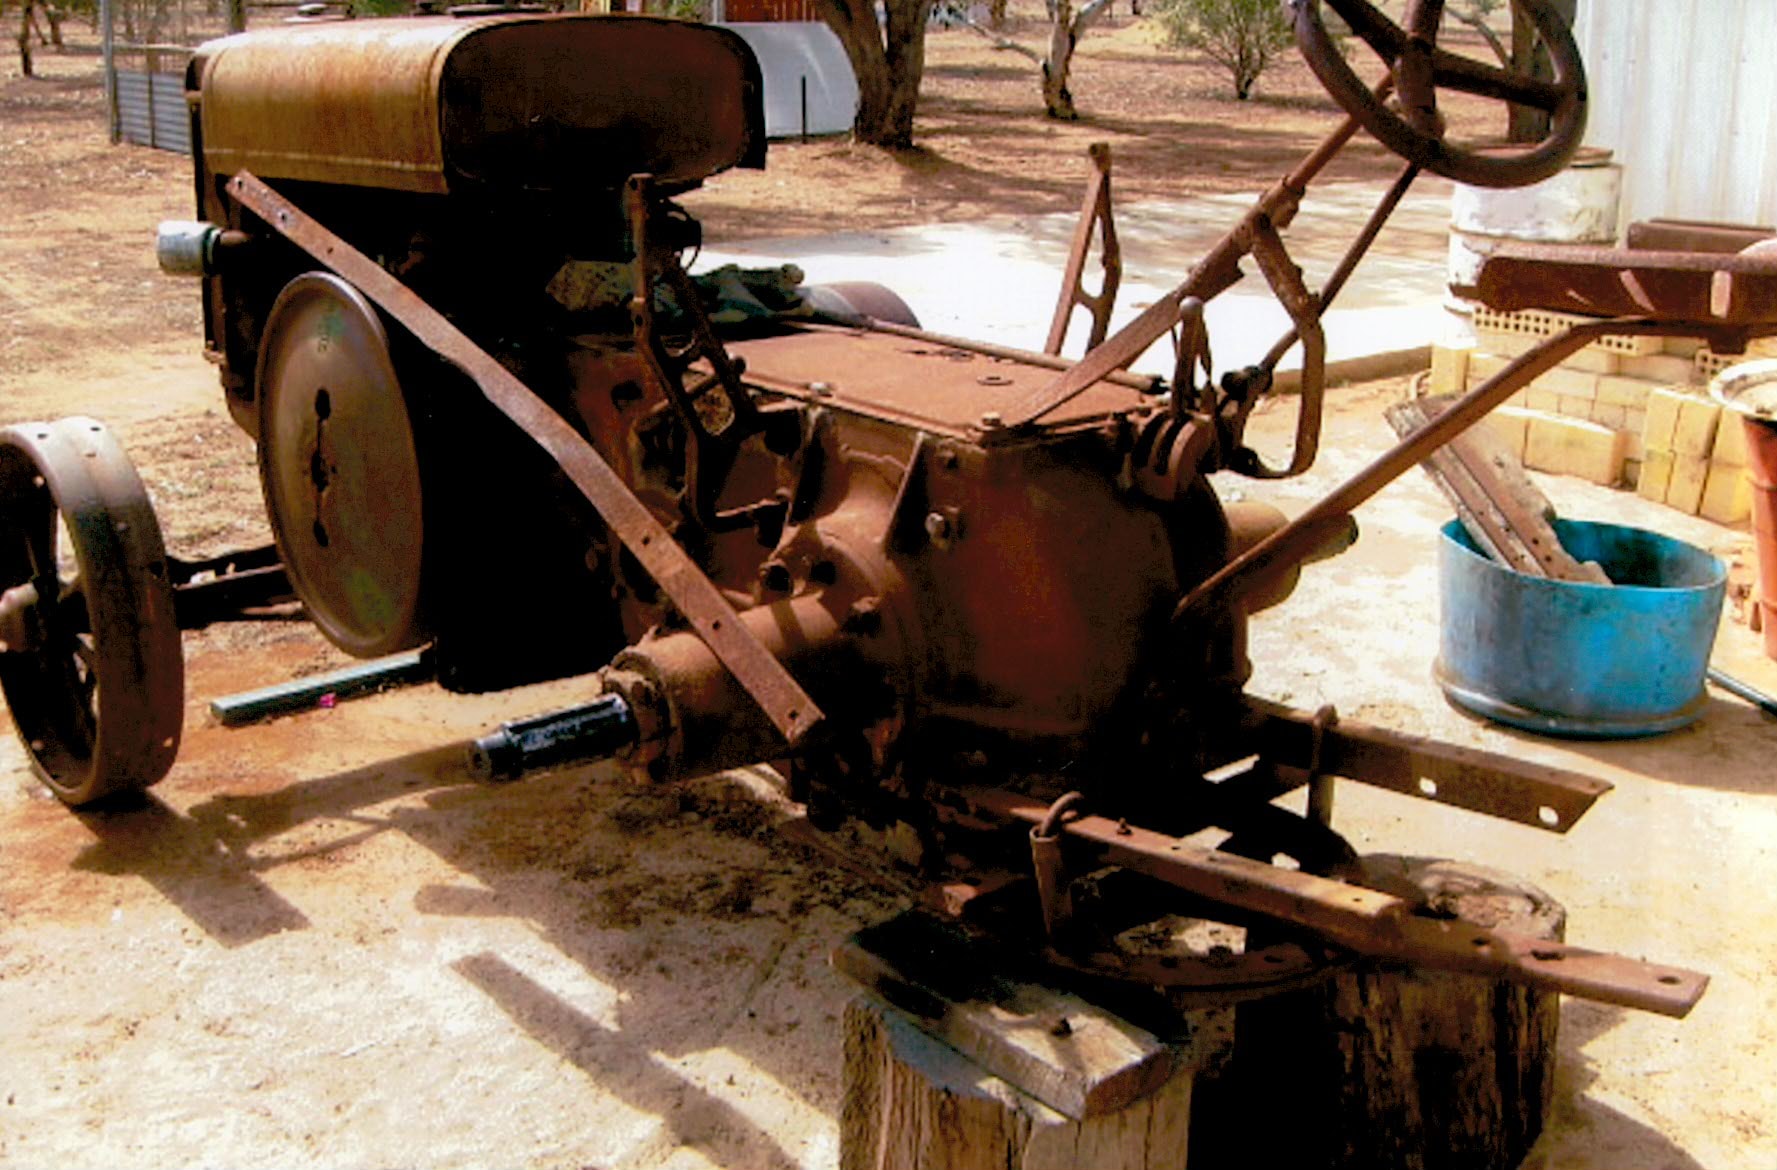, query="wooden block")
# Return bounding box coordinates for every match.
[1701,463,1752,524]
[1667,454,1709,514]
[1622,353,1697,384]
[1483,406,1532,458]
[842,999,1201,1170]
[1429,346,1470,396]
[1673,396,1721,458]
[1638,449,1674,502]
[1713,412,1751,466]
[1596,374,1652,411]
[1525,414,1627,485]
[1532,365,1599,398]
[833,913,1183,1119]
[1643,387,1686,452]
